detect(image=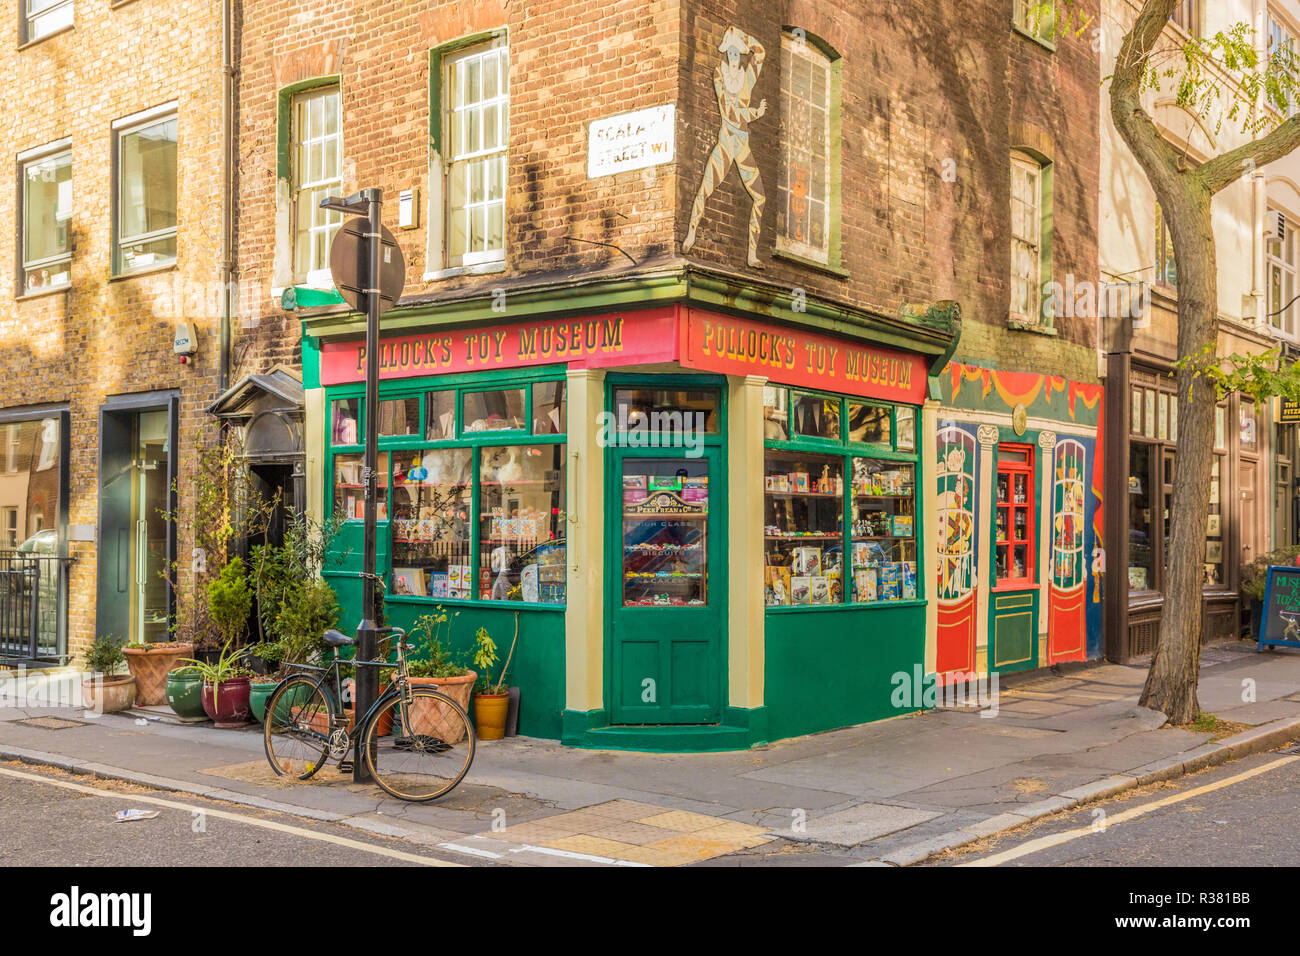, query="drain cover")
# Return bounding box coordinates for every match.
[9,716,86,730]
